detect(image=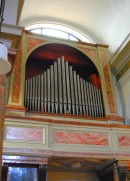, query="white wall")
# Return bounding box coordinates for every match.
[111,73,123,116]
[117,70,130,124]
